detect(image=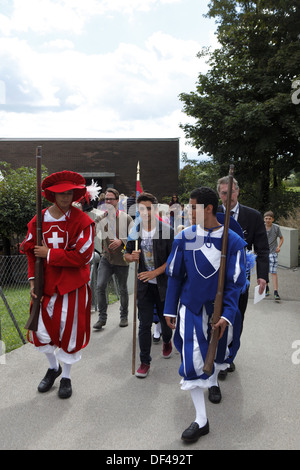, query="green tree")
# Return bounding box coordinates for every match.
[0,162,48,255]
[180,0,300,212]
[178,154,221,202]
